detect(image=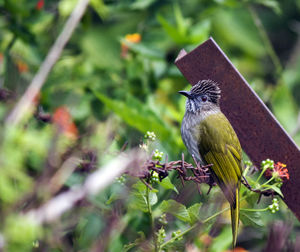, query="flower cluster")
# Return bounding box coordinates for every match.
[265,162,289,182]
[144,131,156,141]
[150,171,160,183]
[172,230,183,241]
[153,149,164,161]
[158,213,167,225]
[261,159,274,170]
[268,198,280,213]
[116,175,126,185]
[156,227,166,244]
